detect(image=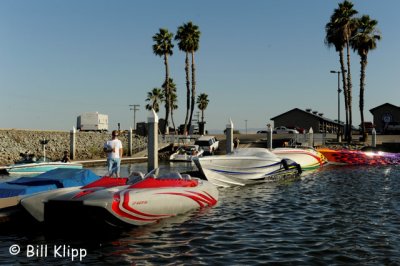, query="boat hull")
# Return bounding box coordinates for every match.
[22,176,219,227]
[169,145,204,162]
[193,148,300,187]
